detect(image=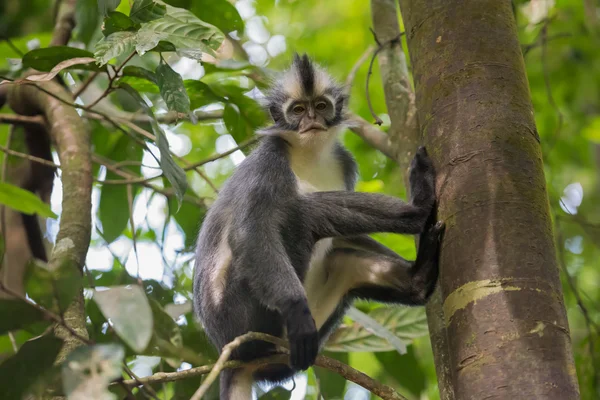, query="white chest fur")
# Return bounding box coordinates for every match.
[289,144,347,328]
